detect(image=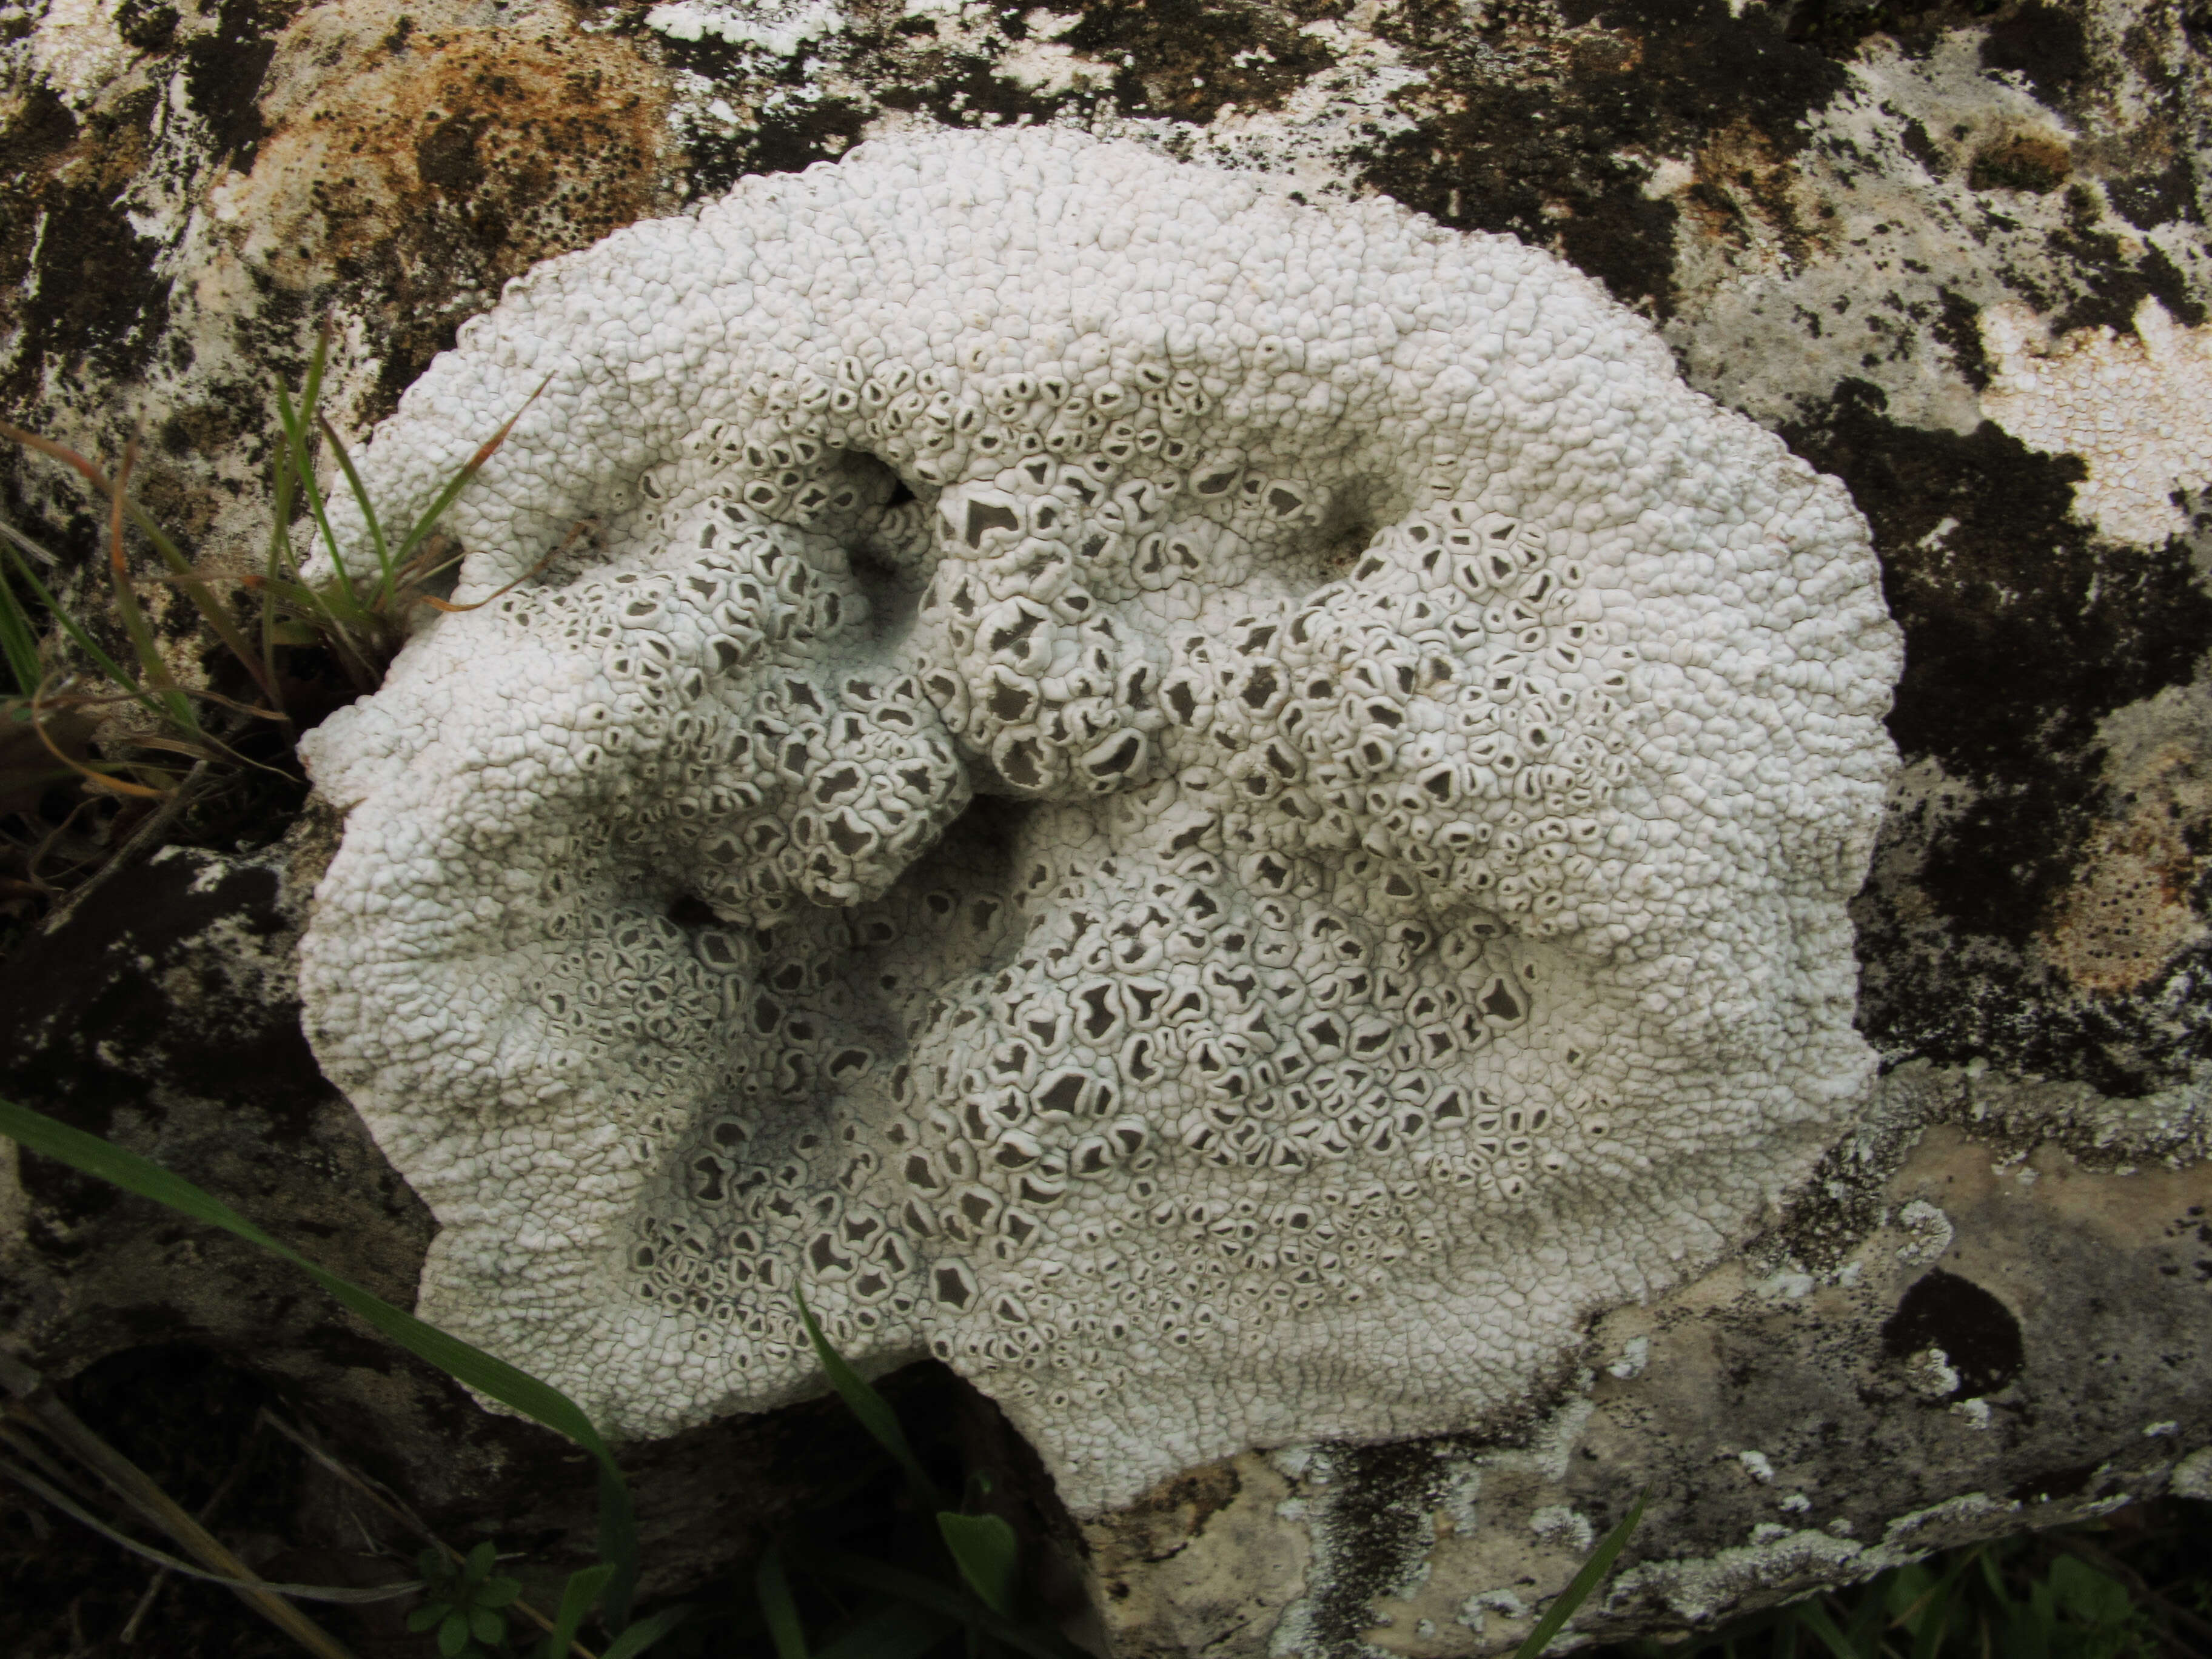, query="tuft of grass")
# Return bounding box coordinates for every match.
[0,321,543,933]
